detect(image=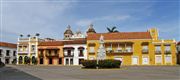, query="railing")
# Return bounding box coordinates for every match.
[155,50,161,54]
[106,49,133,54]
[142,49,148,53]
[38,53,44,58]
[164,50,171,54]
[46,53,59,57]
[79,53,84,57]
